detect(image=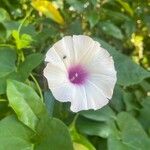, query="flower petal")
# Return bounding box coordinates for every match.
[85,43,116,98]
[70,81,109,112]
[32,0,64,25]
[44,35,117,112]
[72,35,95,63]
[85,80,109,109]
[89,74,116,99]
[81,41,112,66]
[70,86,88,112]
[44,63,75,102]
[52,36,75,67]
[45,47,66,71]
[51,82,75,102]
[43,63,67,88]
